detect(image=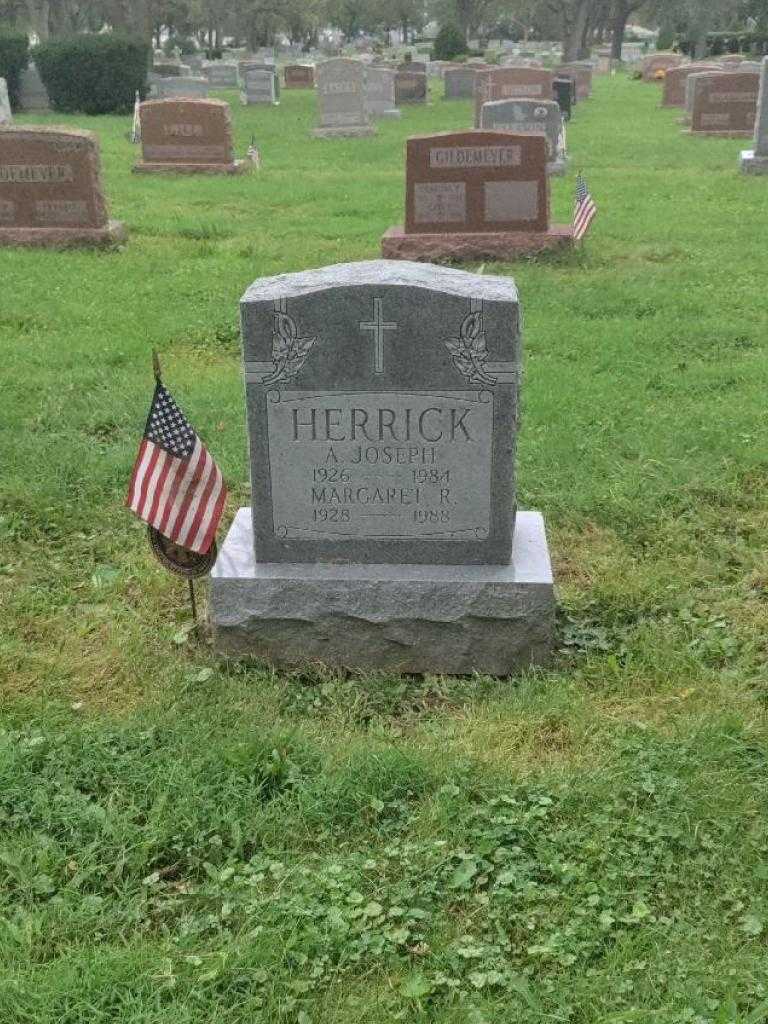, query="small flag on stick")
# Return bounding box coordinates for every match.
[126,366,226,556]
[131,90,141,143]
[573,173,597,242]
